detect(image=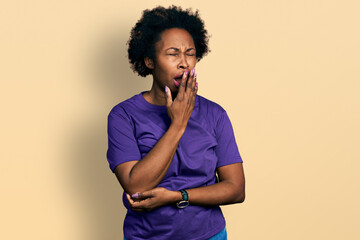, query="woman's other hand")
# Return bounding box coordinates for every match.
[126,187,181,212]
[165,68,198,130]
